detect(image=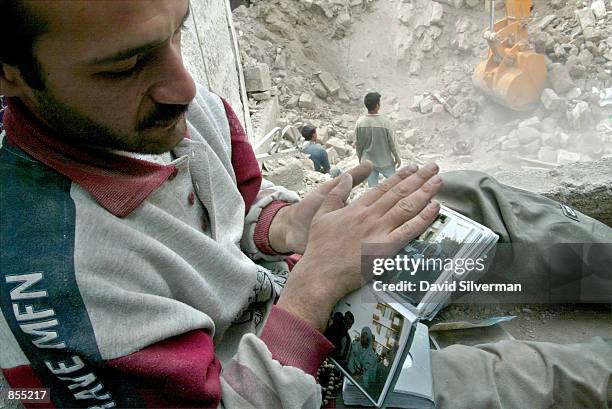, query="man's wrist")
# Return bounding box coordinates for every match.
[254,201,292,255]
